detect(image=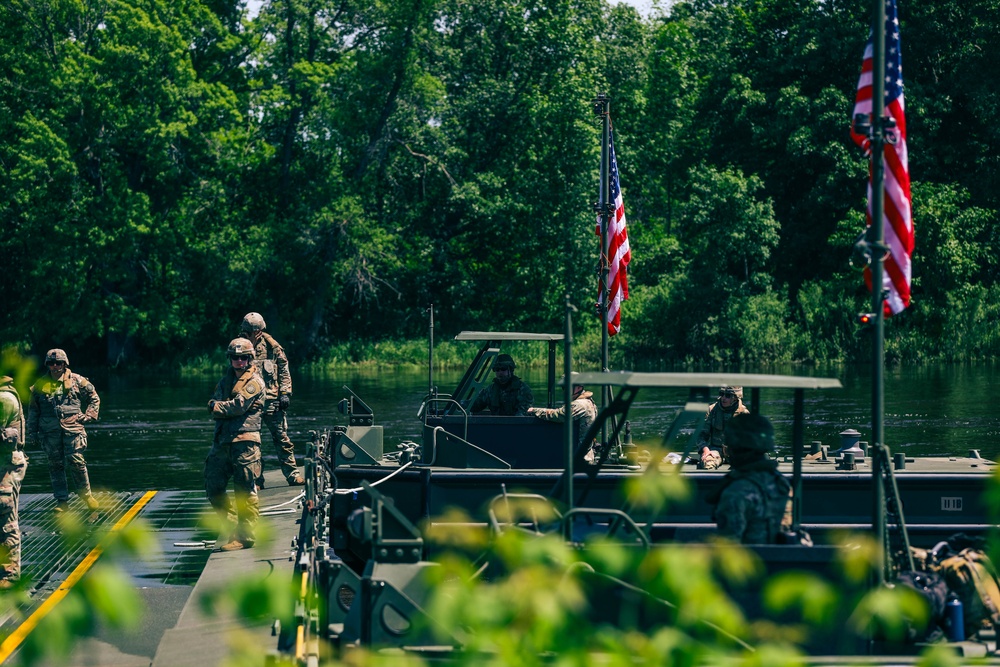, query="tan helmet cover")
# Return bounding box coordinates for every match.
[45,348,69,365]
[241,312,267,333]
[227,338,256,357]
